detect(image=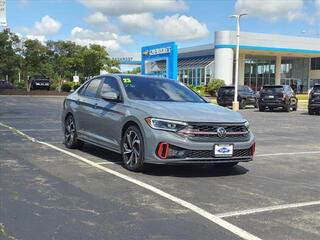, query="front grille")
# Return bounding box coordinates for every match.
[184,148,252,159]
[178,123,249,142]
